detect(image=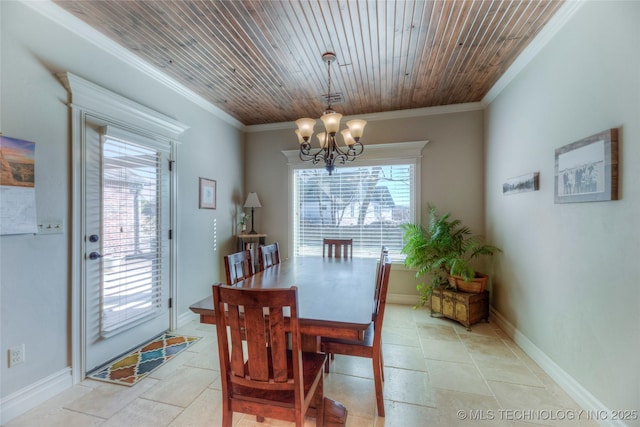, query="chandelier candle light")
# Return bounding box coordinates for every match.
[295,52,367,175]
